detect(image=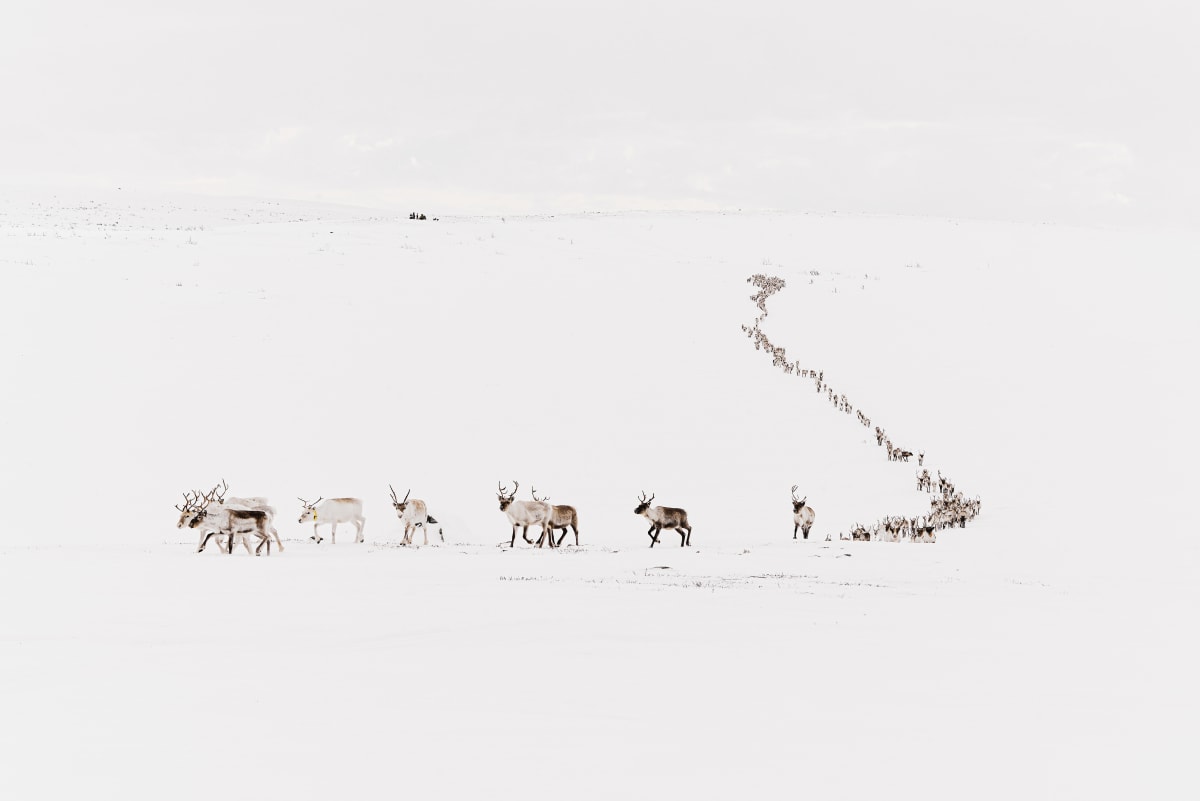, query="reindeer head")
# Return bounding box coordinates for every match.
[175,489,206,528]
[297,496,323,523]
[389,484,411,514]
[497,481,518,511]
[791,485,807,512]
[634,491,655,516]
[181,485,224,529]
